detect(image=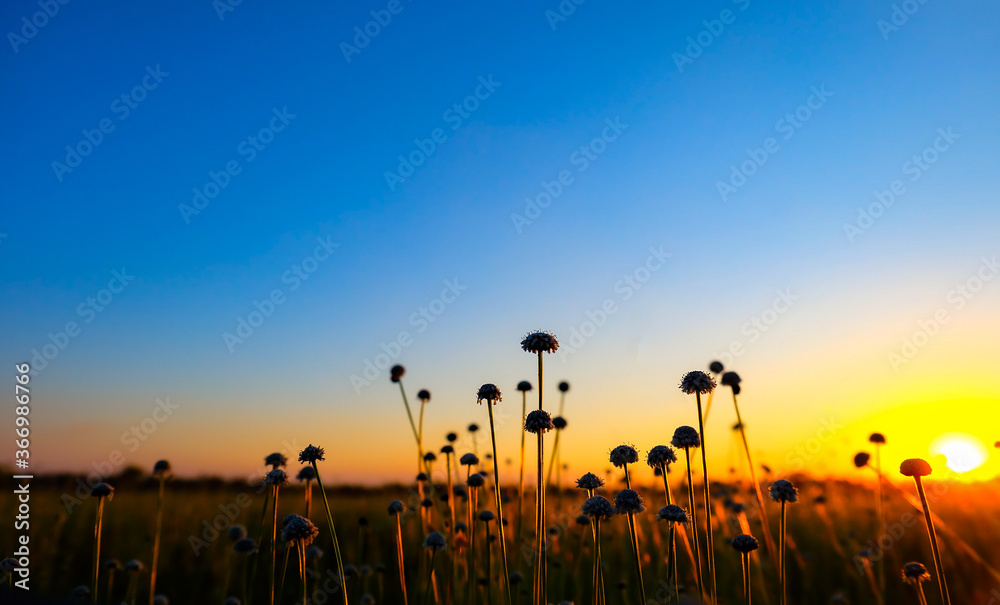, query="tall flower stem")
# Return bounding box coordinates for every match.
[270,486,280,605]
[249,488,272,605]
[484,521,494,605]
[487,403,513,605]
[741,552,751,605]
[91,497,106,603]
[299,543,308,605]
[149,475,165,605]
[694,392,717,604]
[422,550,439,605]
[311,462,349,605]
[625,510,645,604]
[732,391,775,561]
[668,524,679,604]
[779,501,786,605]
[535,430,546,605]
[398,381,423,474]
[682,448,705,603]
[394,514,409,605]
[874,442,885,594]
[518,390,527,551]
[914,476,951,605]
